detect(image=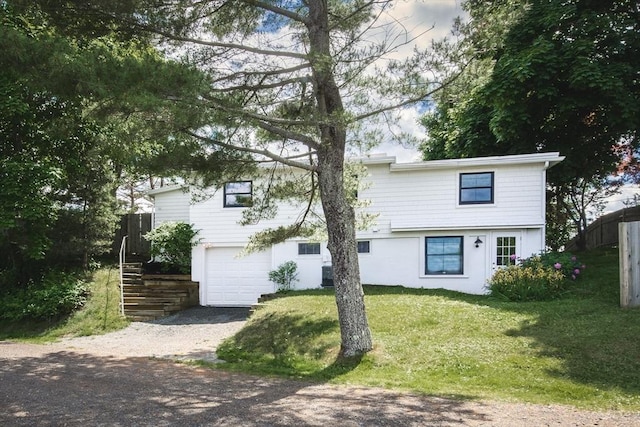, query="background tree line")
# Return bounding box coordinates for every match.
[421,0,640,251]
